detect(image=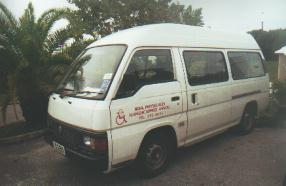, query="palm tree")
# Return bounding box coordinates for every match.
[0,2,91,127]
